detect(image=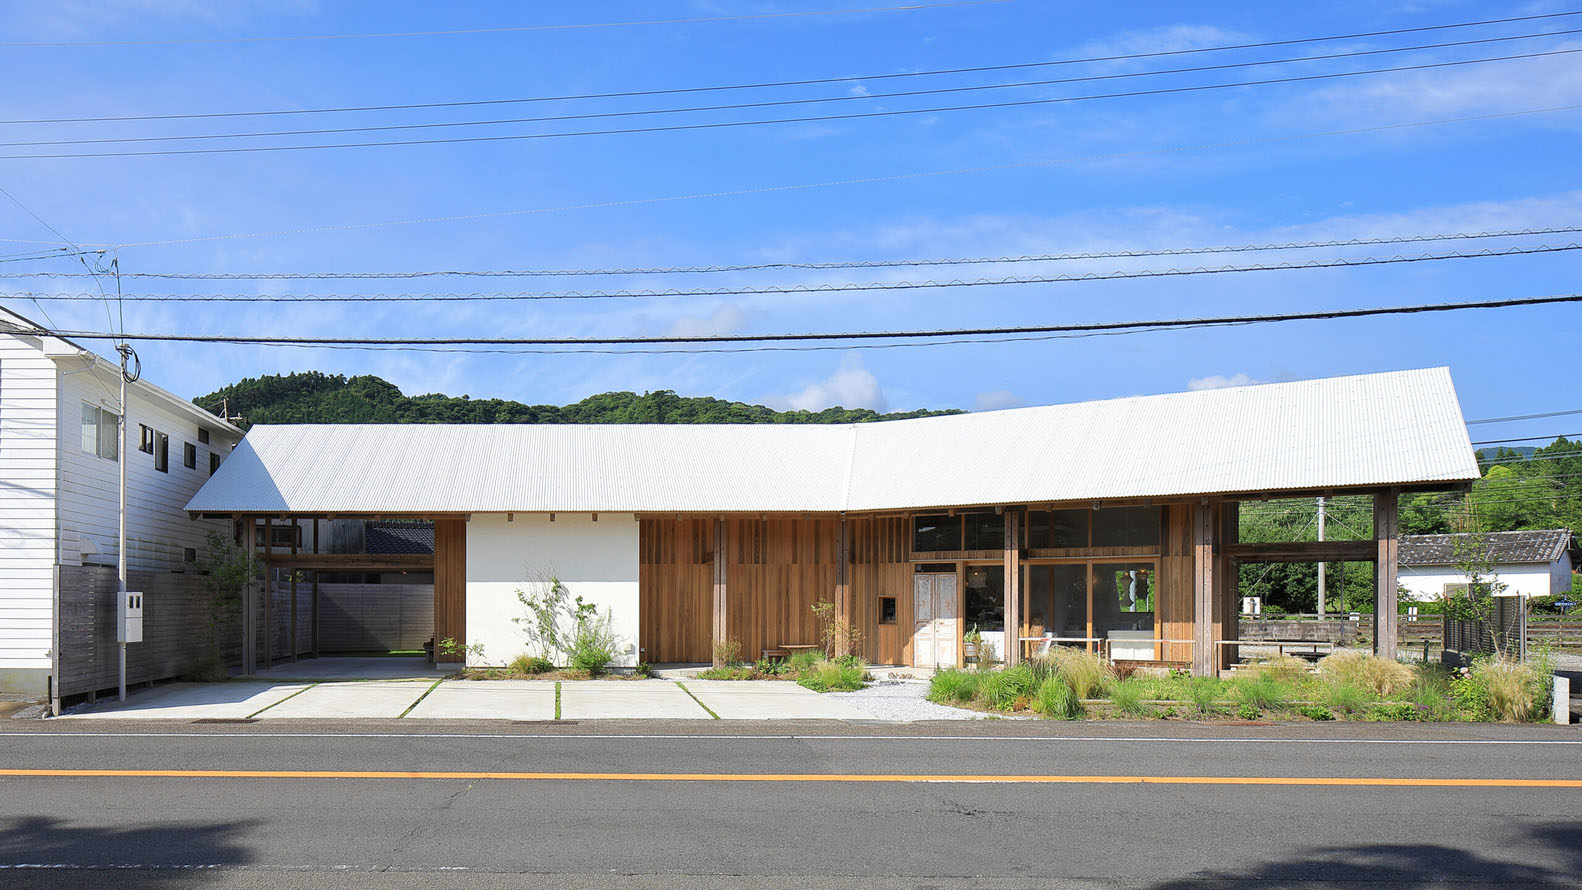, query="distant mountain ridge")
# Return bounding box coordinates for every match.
[194,371,963,431]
